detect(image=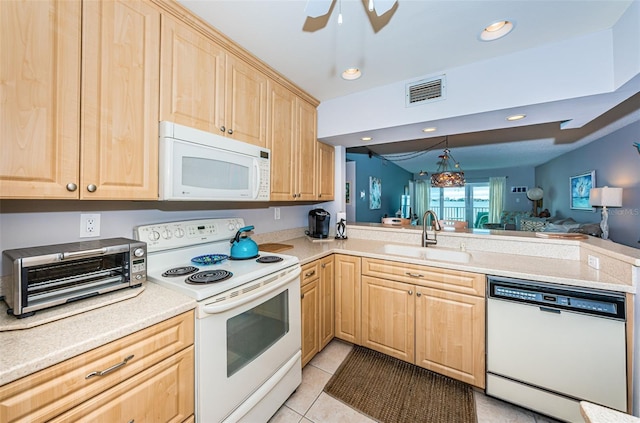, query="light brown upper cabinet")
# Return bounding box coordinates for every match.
[82,0,160,200]
[317,142,335,201]
[1,0,81,199]
[0,0,160,200]
[160,15,268,147]
[268,82,317,201]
